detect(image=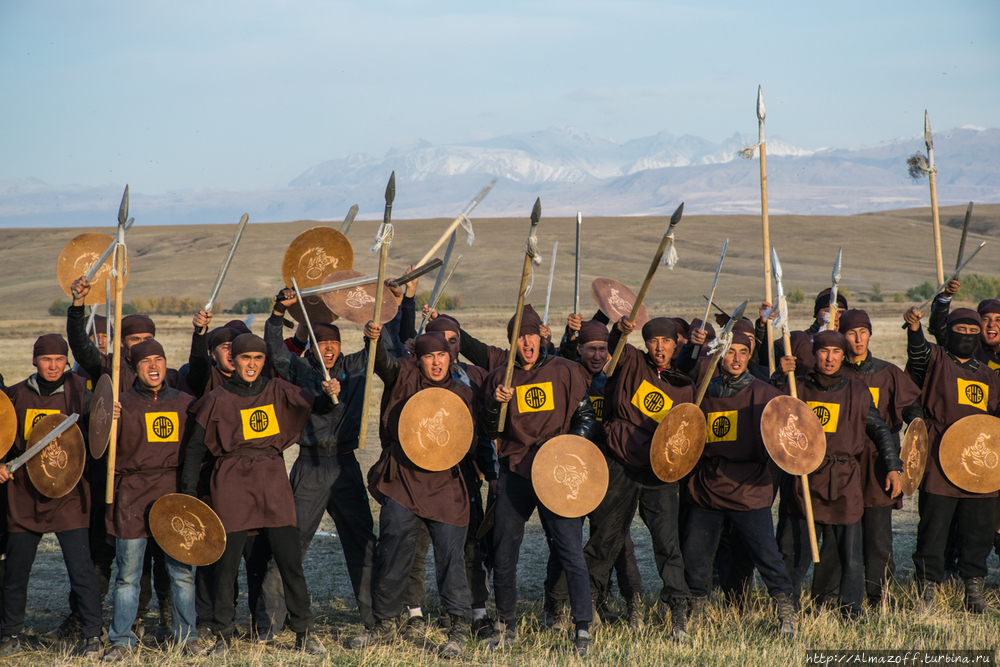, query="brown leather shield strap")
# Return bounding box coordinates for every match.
[531,434,609,518]
[760,395,827,475]
[320,269,399,325]
[591,278,649,330]
[650,403,707,482]
[282,226,353,324]
[0,392,16,459]
[56,233,130,306]
[900,418,929,496]
[939,414,1000,494]
[89,374,115,458]
[150,494,227,566]
[398,387,474,471]
[25,413,86,499]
